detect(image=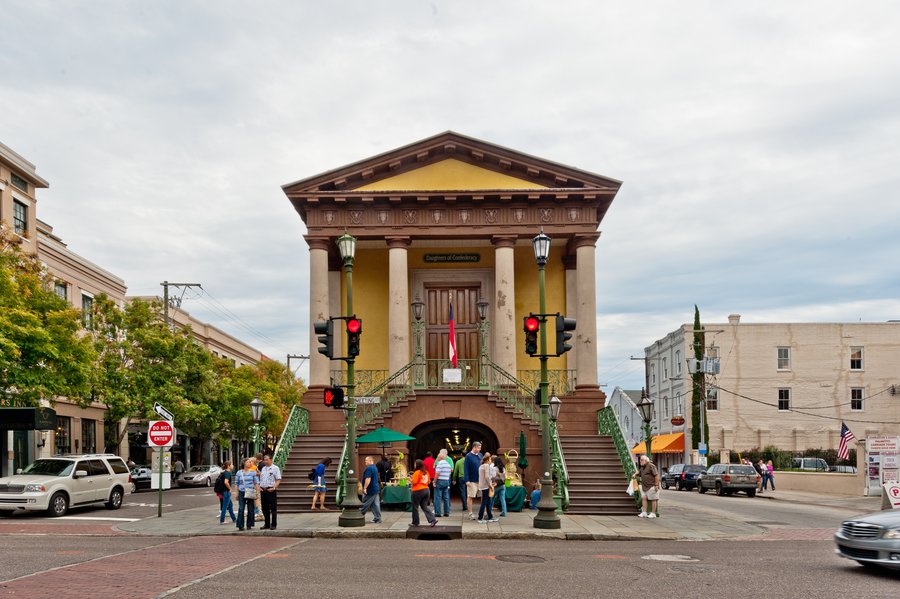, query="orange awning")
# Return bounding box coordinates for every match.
[631,432,685,455]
